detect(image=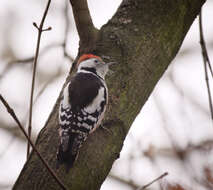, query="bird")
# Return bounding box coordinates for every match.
[56,54,113,171]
